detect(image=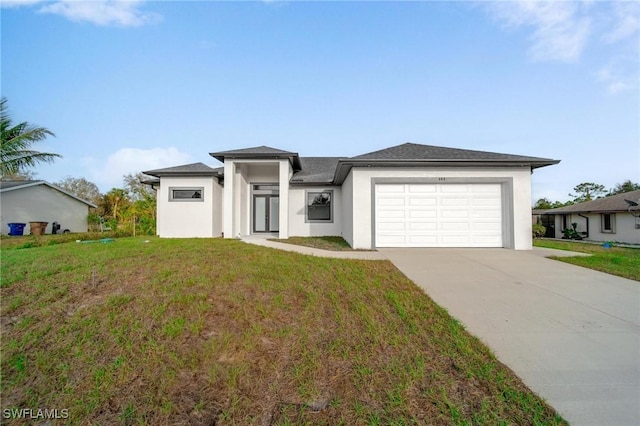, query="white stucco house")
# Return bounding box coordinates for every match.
[542,190,640,245]
[0,180,97,235]
[144,143,559,250]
